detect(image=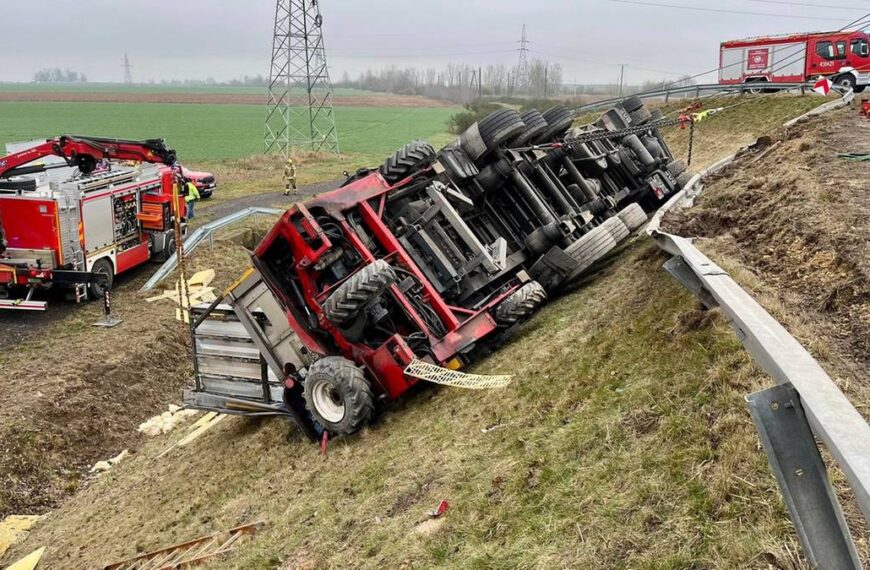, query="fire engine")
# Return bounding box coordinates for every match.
[719,30,870,92]
[0,135,187,311]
